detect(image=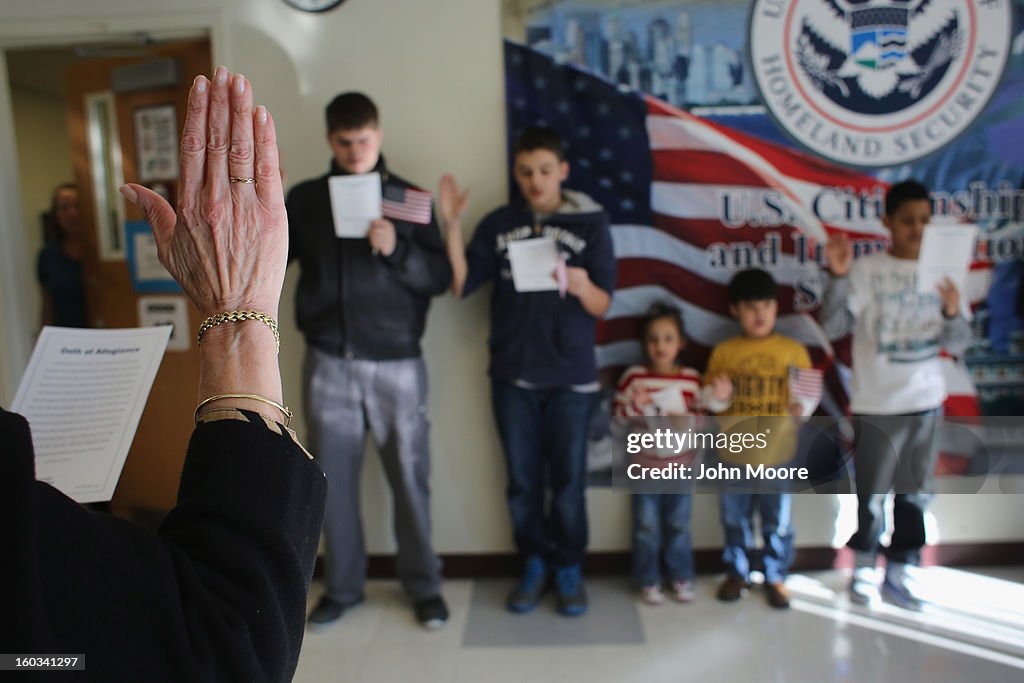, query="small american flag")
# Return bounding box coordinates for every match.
[382,184,433,225]
[789,366,824,402]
